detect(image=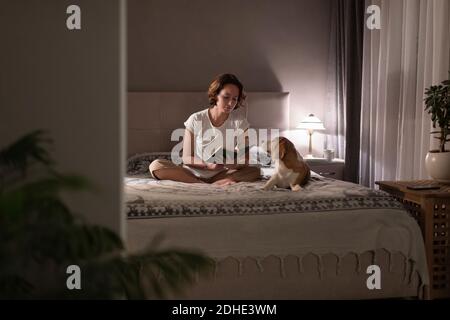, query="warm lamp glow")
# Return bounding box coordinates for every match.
[297,114,326,131]
[297,114,325,158]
